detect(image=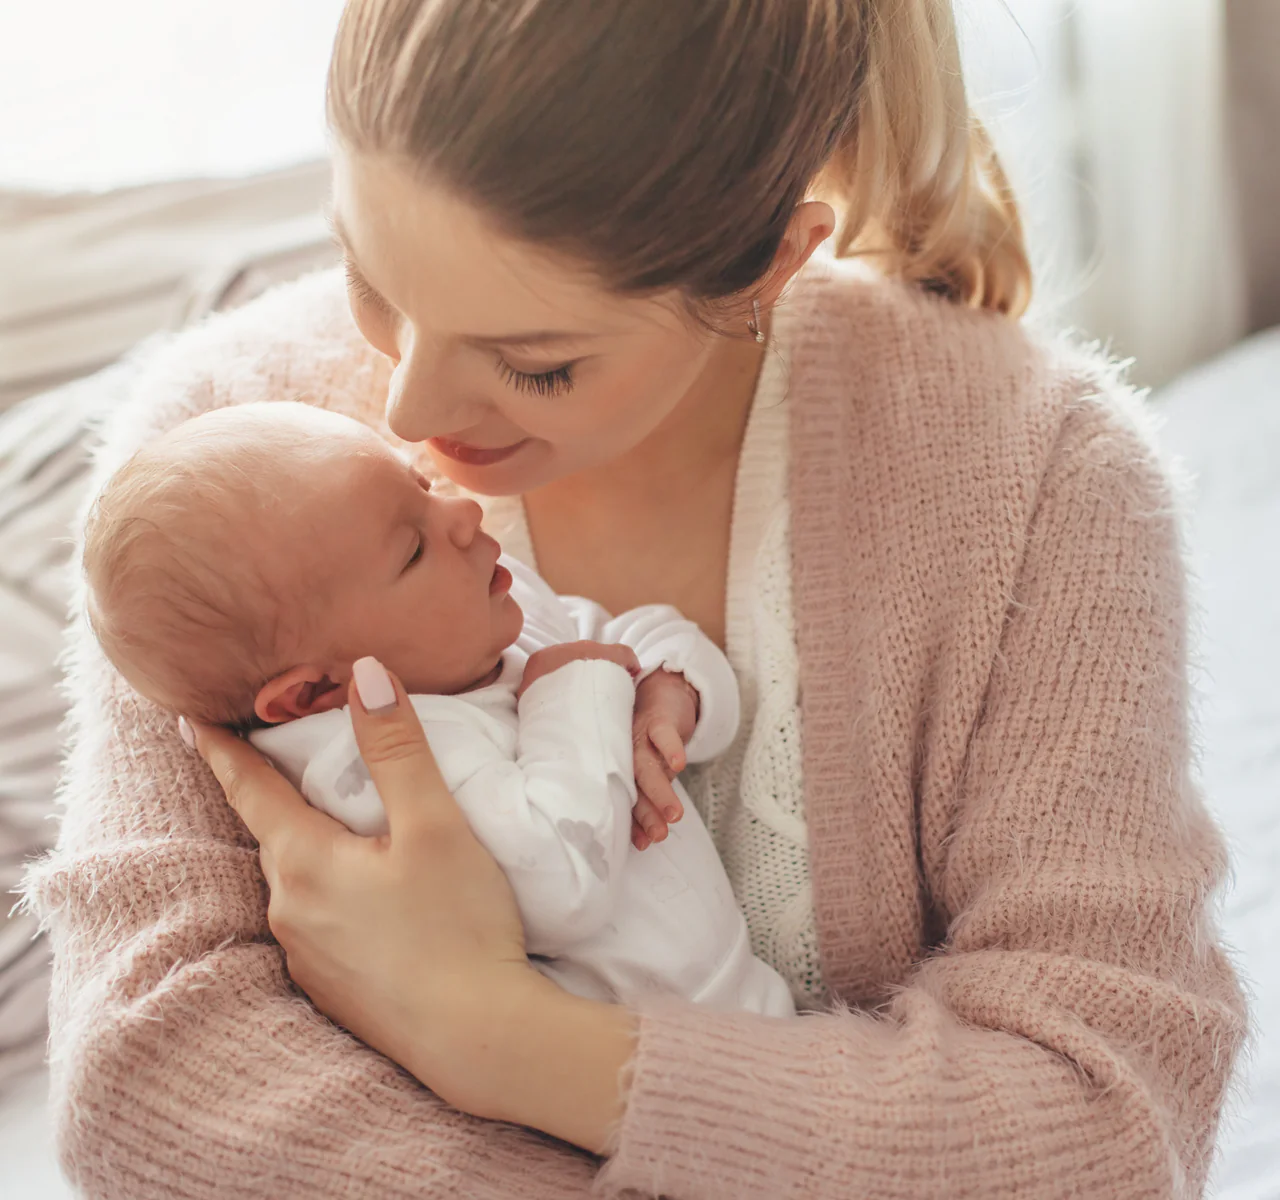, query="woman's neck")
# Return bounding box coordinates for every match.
[520,327,768,640]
